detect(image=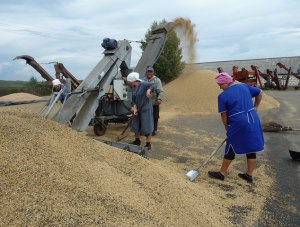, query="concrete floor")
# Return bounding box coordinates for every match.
[258,90,300,226]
